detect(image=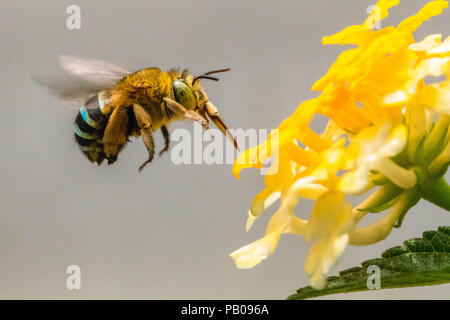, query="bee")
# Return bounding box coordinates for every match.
[35,56,239,171]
